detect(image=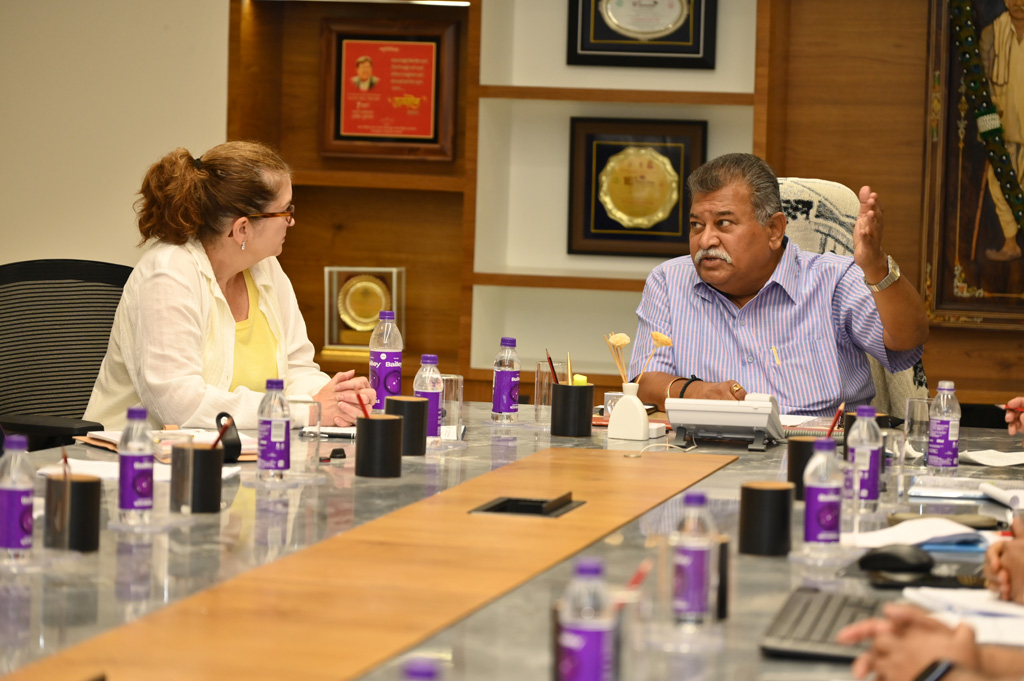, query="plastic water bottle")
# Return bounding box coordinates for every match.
[118,406,155,525]
[671,491,717,625]
[0,434,34,561]
[369,310,404,410]
[557,557,615,681]
[258,378,291,481]
[928,380,961,476]
[803,438,843,562]
[413,354,443,448]
[403,657,440,681]
[846,405,882,515]
[491,337,521,423]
